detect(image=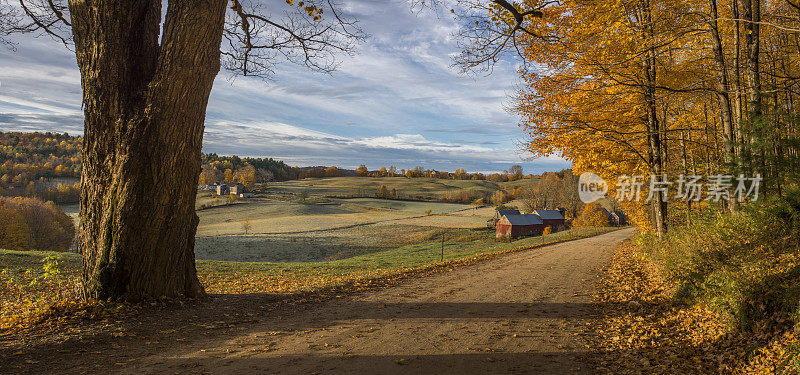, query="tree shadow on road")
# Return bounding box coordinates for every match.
[0,296,632,374]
